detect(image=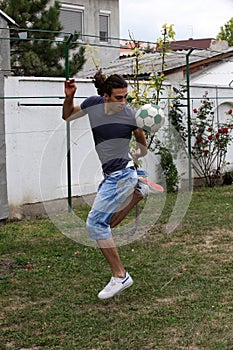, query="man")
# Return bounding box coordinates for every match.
[62,72,150,300]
